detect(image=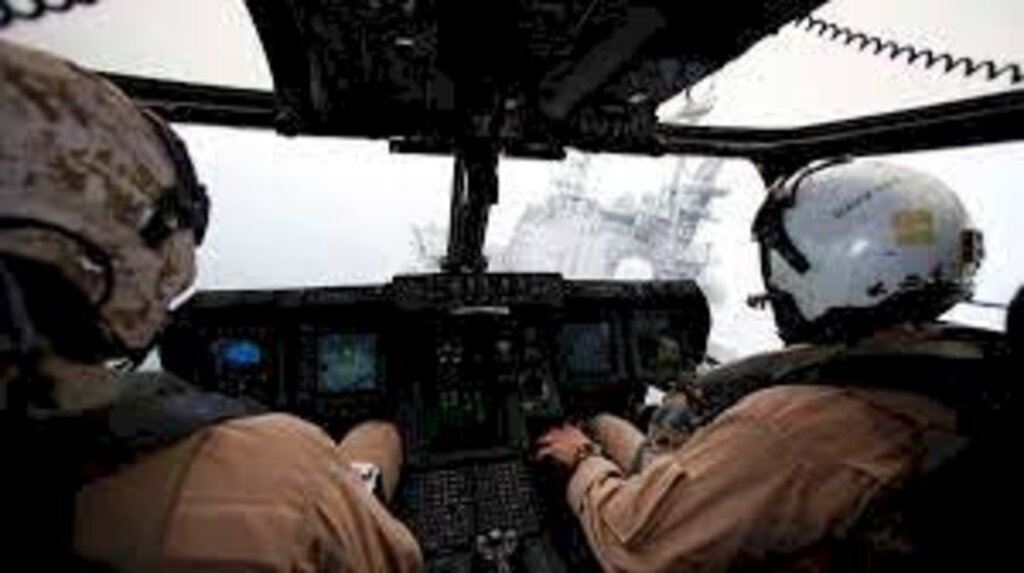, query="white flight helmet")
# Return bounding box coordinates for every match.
[752,158,984,344]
